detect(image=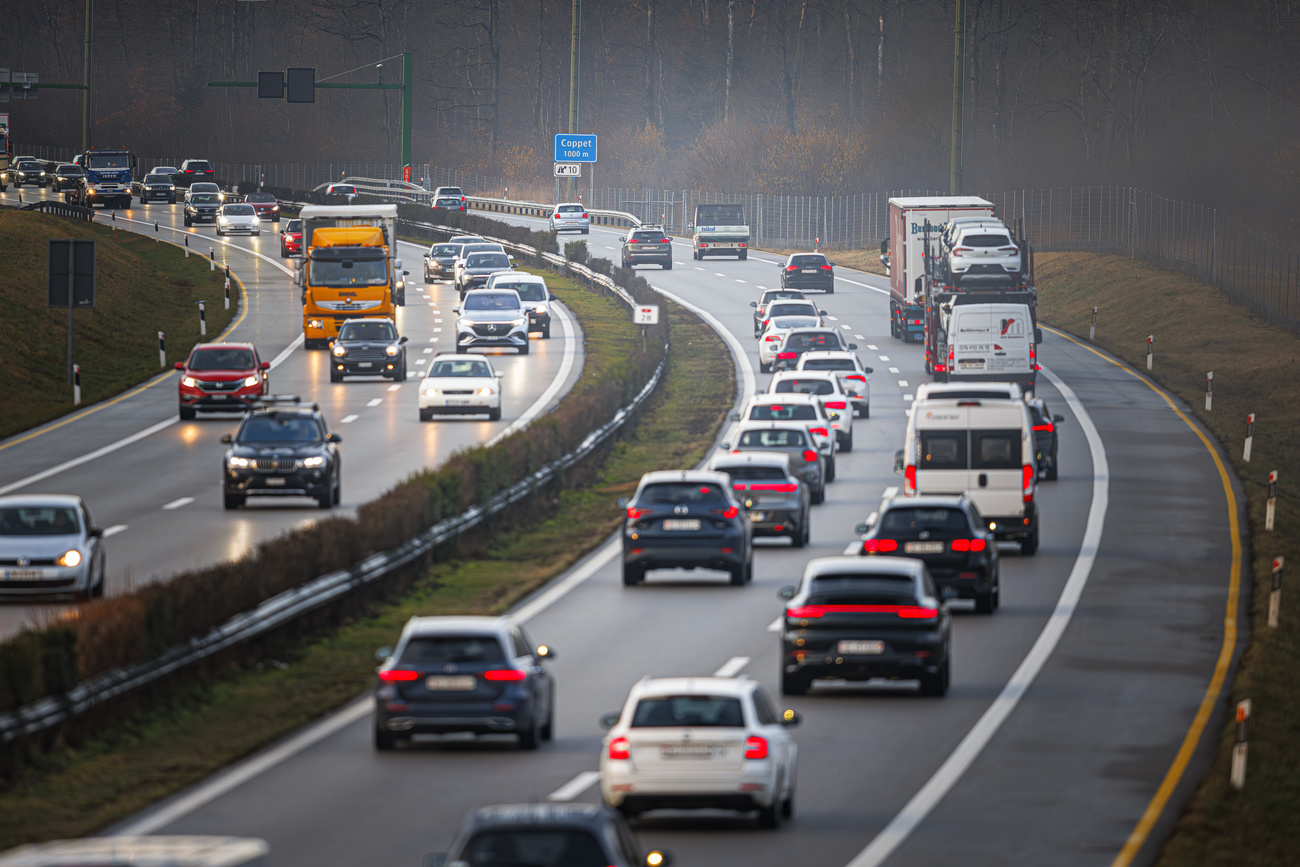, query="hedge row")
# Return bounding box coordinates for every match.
[0,203,666,721]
